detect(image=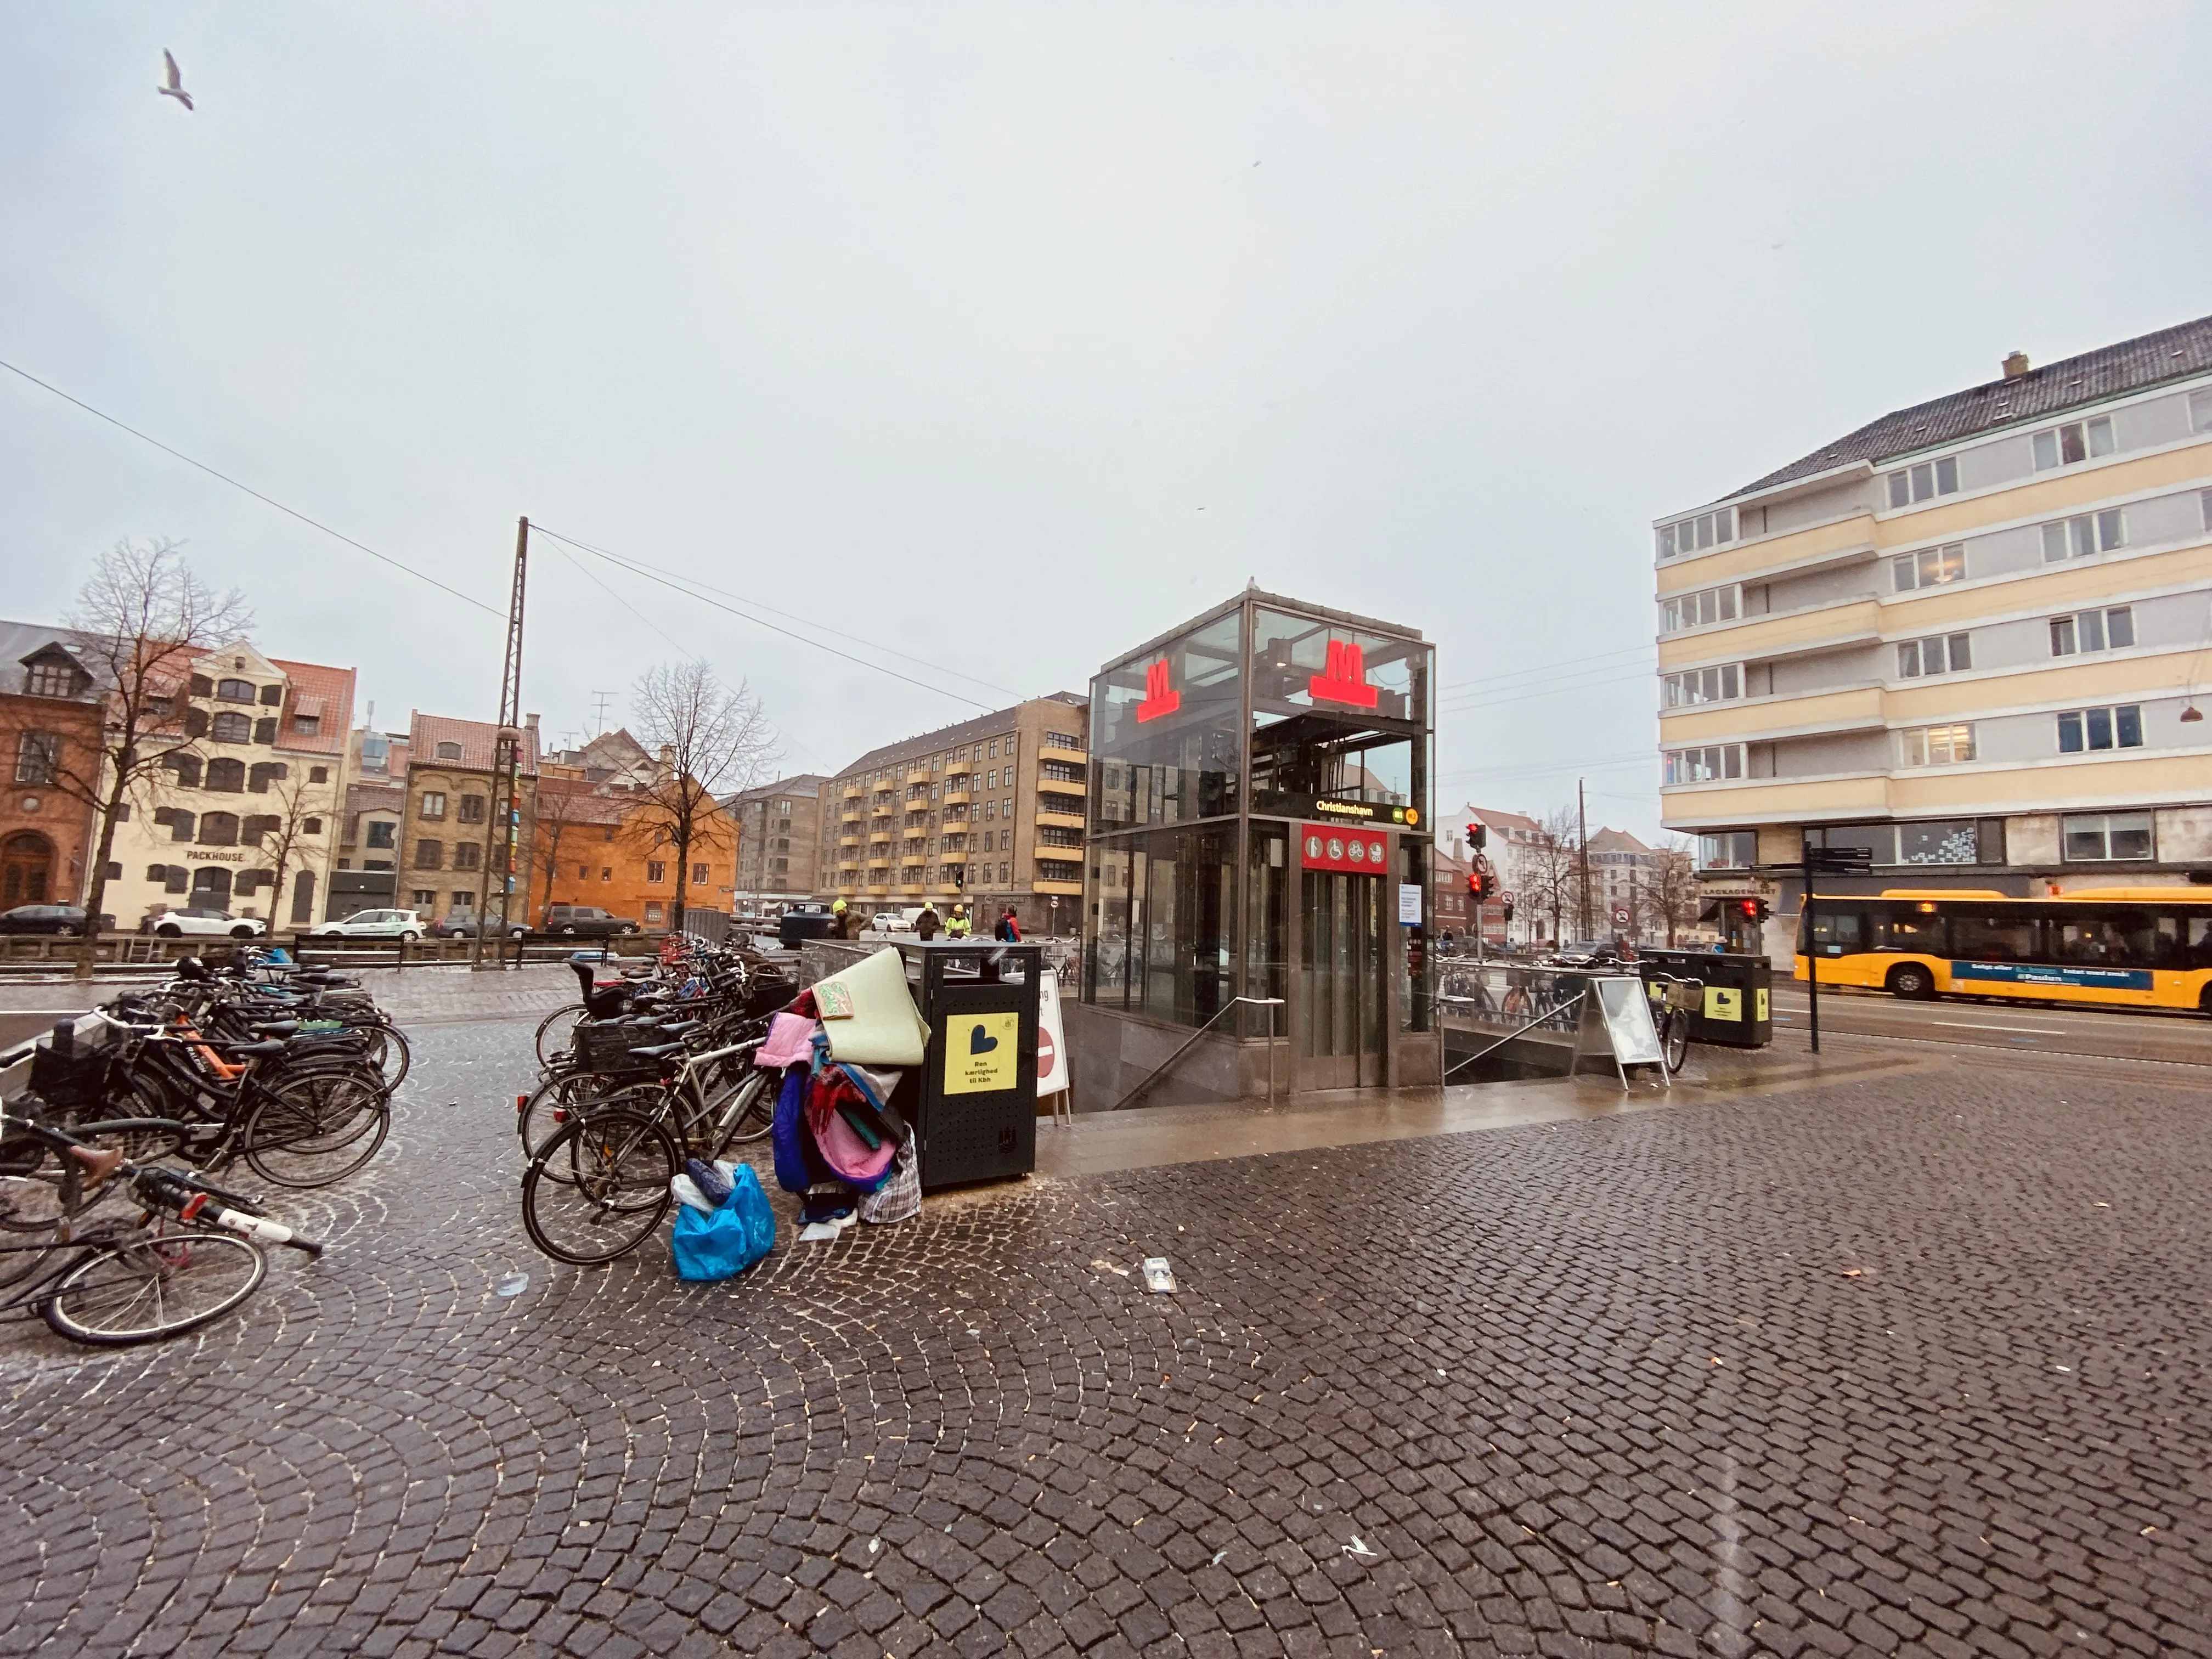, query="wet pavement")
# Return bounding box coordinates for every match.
[3,980,2210,1658]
